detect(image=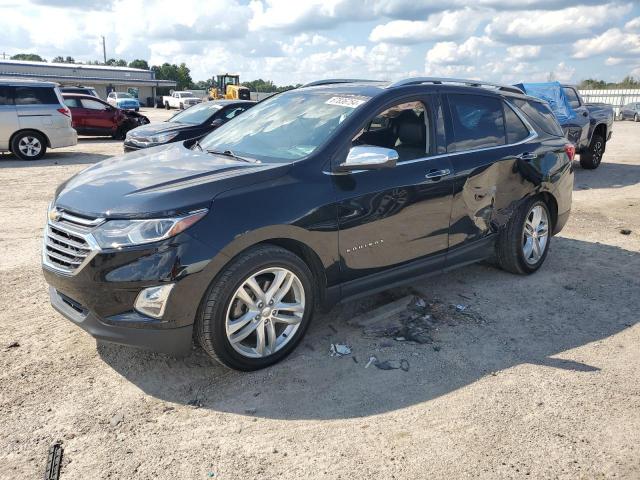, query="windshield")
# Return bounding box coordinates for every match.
[169,102,222,125]
[180,92,195,97]
[199,91,369,163]
[118,93,133,98]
